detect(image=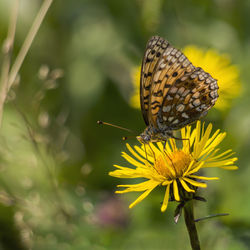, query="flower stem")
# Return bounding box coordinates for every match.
[184,200,201,250]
